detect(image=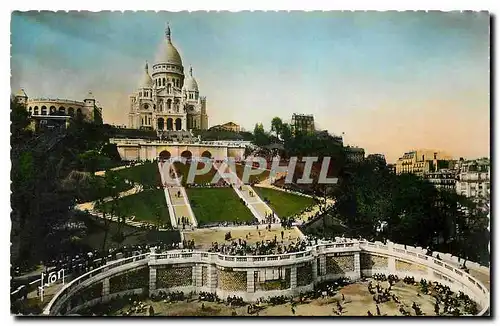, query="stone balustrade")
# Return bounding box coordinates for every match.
[43,240,490,316]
